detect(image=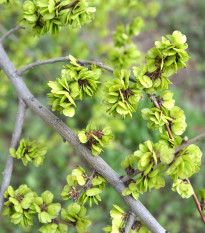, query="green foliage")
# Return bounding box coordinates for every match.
[61,166,106,207]
[172,179,194,198]
[48,55,102,117]
[30,190,61,223]
[3,185,35,227]
[9,138,47,167]
[39,223,68,233]
[1,1,205,233]
[61,203,91,233]
[103,69,143,119]
[133,31,189,94]
[61,55,102,100]
[78,123,113,156]
[103,204,151,232]
[141,107,172,133]
[0,0,13,5]
[166,144,202,180]
[21,0,96,35]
